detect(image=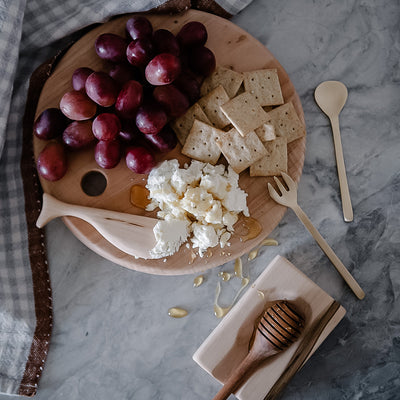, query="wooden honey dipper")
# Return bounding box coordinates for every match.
[213,300,305,400]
